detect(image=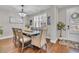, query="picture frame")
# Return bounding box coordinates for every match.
[71,12,79,19]
[9,17,23,24]
[47,16,51,25]
[30,20,32,25]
